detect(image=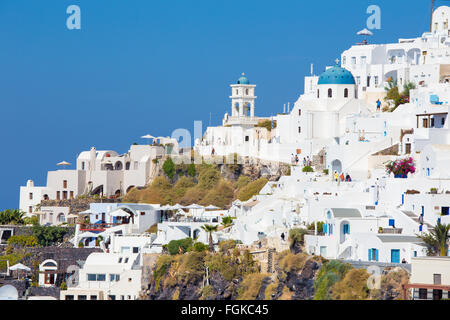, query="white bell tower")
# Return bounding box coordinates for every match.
[226,73,258,126]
